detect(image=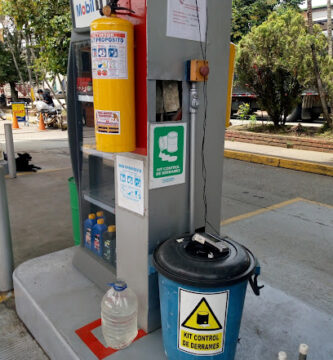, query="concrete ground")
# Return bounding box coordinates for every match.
[0,123,332,359]
[0,120,73,267]
[222,199,333,316]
